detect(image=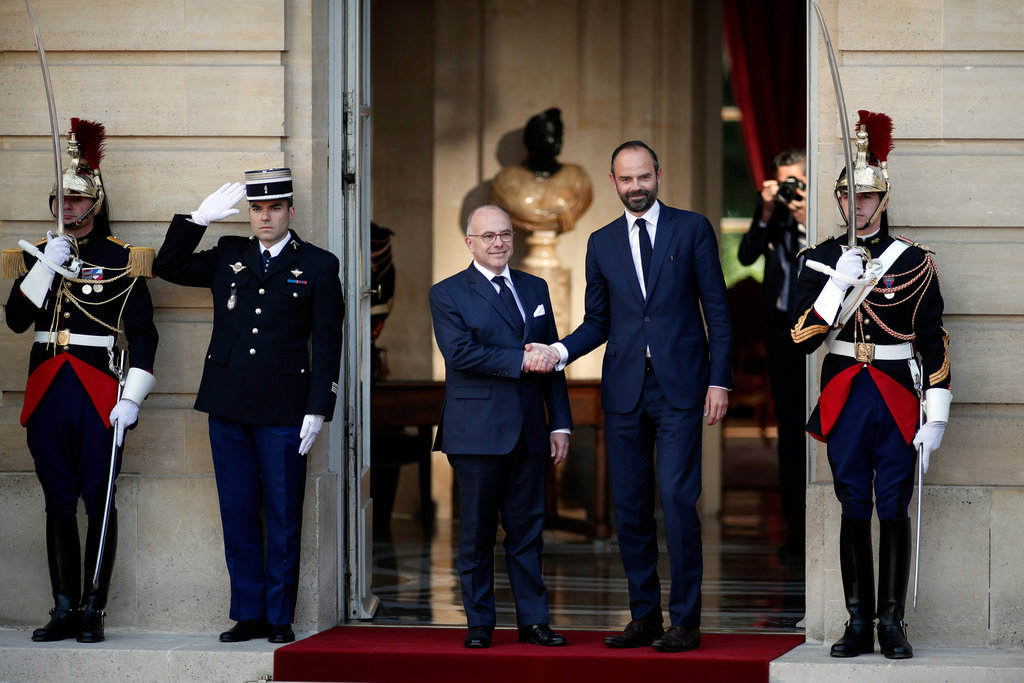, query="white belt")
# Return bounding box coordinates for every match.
[35,330,115,350]
[829,340,914,361]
